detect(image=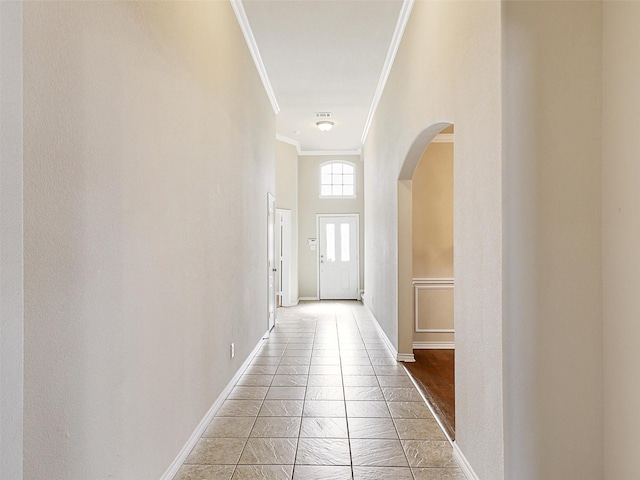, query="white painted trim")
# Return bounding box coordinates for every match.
[401,363,454,445]
[299,148,362,157]
[414,281,455,333]
[361,0,415,144]
[276,209,293,307]
[160,332,268,480]
[276,134,301,154]
[230,1,280,114]
[412,277,454,285]
[299,296,318,301]
[361,302,400,360]
[397,353,416,363]
[413,341,455,350]
[275,135,363,157]
[319,195,357,200]
[268,193,276,331]
[453,442,481,480]
[319,160,357,199]
[431,133,454,143]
